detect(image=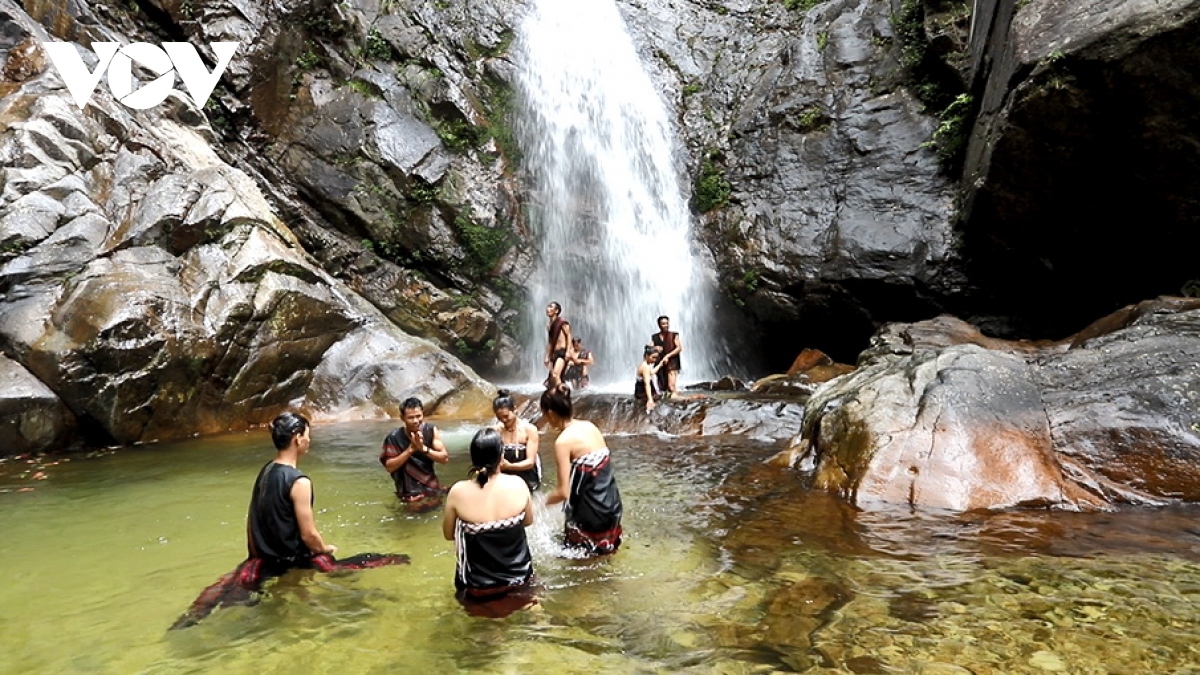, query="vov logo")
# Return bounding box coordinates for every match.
[41,42,240,110]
